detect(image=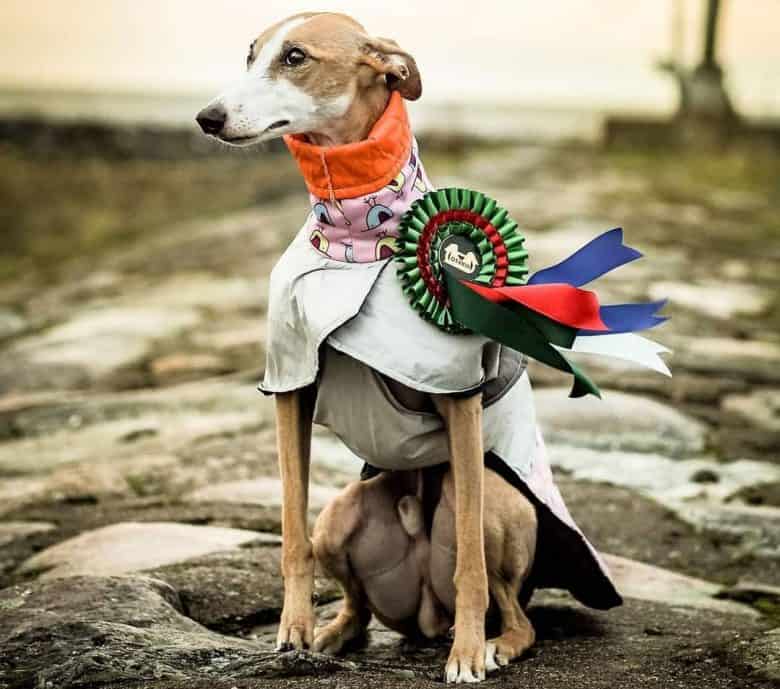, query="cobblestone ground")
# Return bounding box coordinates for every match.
[0,137,778,688]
